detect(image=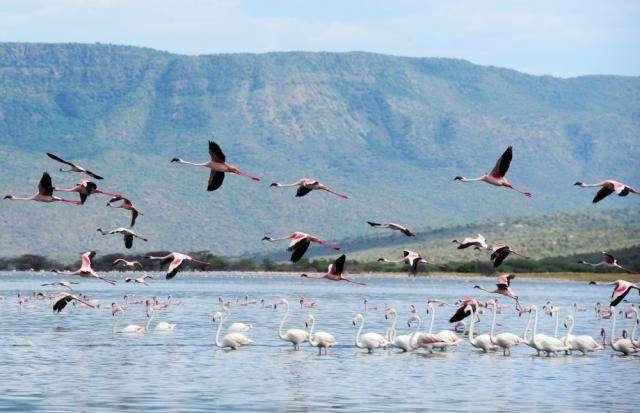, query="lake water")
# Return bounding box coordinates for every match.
[1,271,639,412]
